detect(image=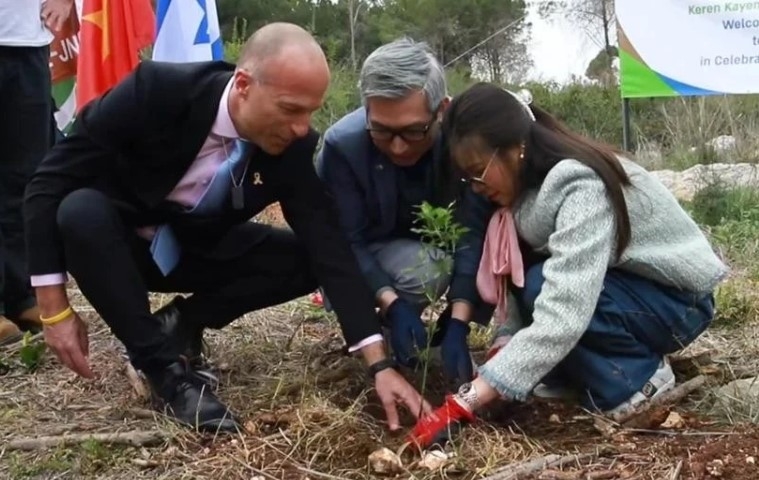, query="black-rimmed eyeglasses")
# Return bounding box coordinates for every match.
[365,112,437,143]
